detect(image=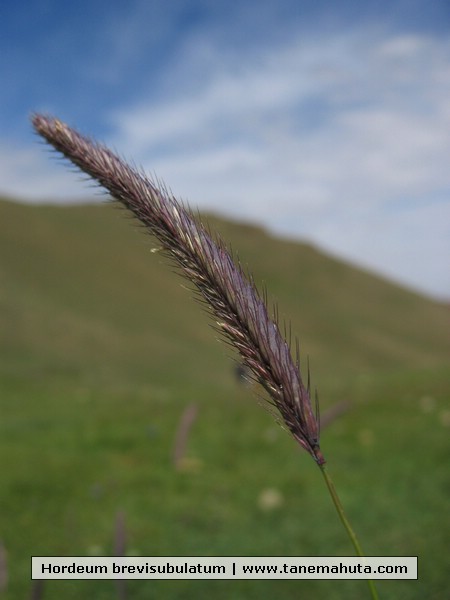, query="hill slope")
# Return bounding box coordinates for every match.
[1,197,449,600]
[0,197,448,390]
